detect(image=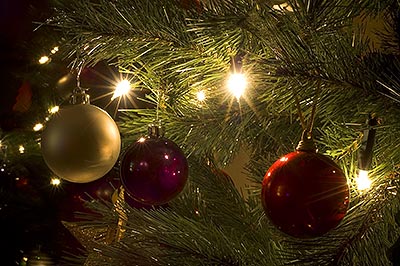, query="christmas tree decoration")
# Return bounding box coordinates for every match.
[41,89,121,183]
[111,79,131,100]
[62,221,114,265]
[120,124,189,205]
[21,249,55,266]
[356,114,378,192]
[261,132,350,238]
[227,53,247,99]
[58,172,120,221]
